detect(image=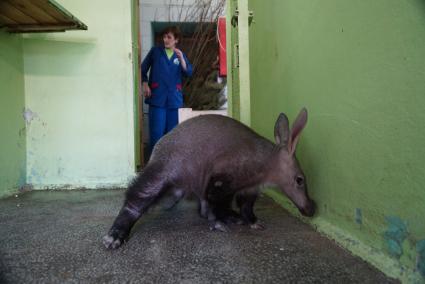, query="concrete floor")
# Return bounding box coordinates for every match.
[0,189,397,284]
